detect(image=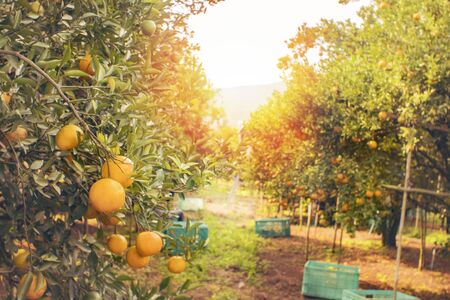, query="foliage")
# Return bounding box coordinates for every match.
[242,0,449,245]
[0,0,223,298]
